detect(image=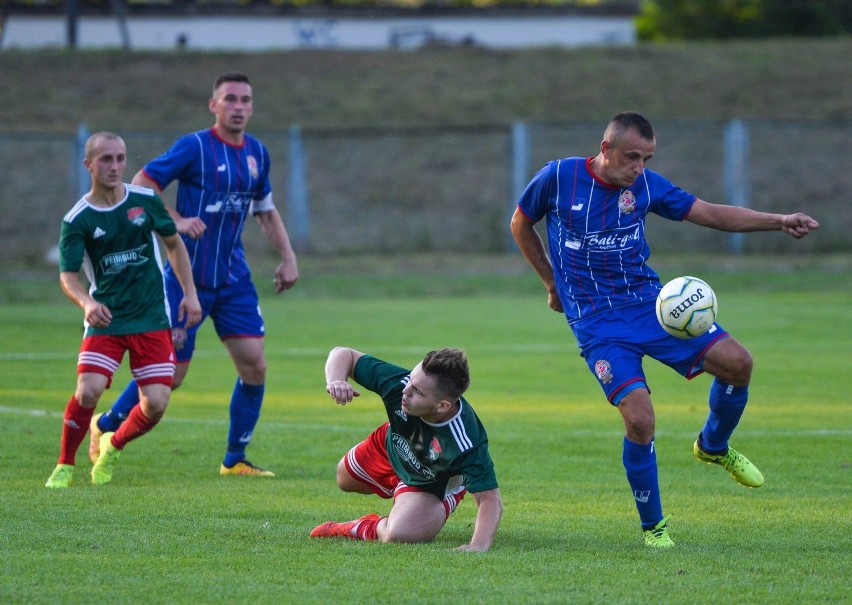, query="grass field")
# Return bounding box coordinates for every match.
[0,260,850,604]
